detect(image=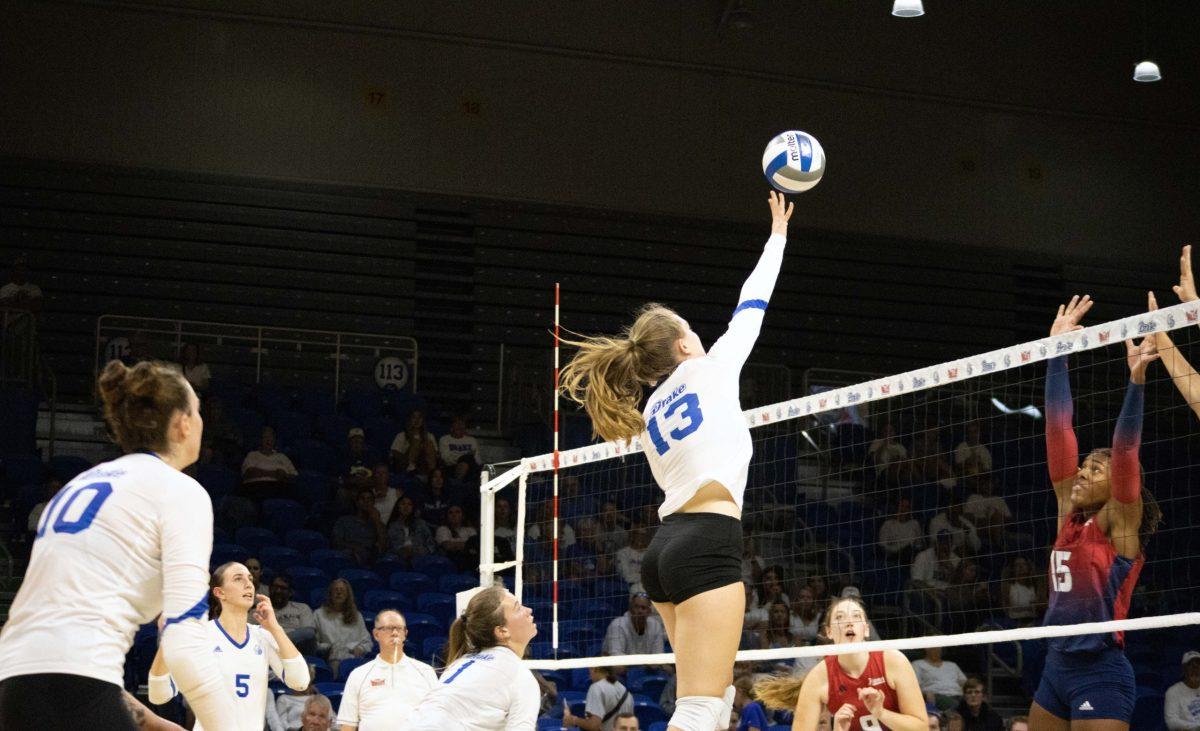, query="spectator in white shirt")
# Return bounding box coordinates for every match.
[601,594,666,656]
[999,557,1044,626]
[437,415,480,469]
[337,609,439,731]
[596,500,629,553]
[912,531,961,592]
[1165,651,1200,731]
[390,410,438,475]
[268,575,317,655]
[178,343,211,394]
[788,585,821,642]
[563,666,635,731]
[240,426,297,500]
[313,579,372,674]
[275,682,317,731]
[868,422,907,475]
[435,504,478,572]
[369,460,400,523]
[912,647,967,711]
[953,421,992,474]
[878,495,923,563]
[615,526,650,594]
[928,502,981,555]
[0,257,42,313]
